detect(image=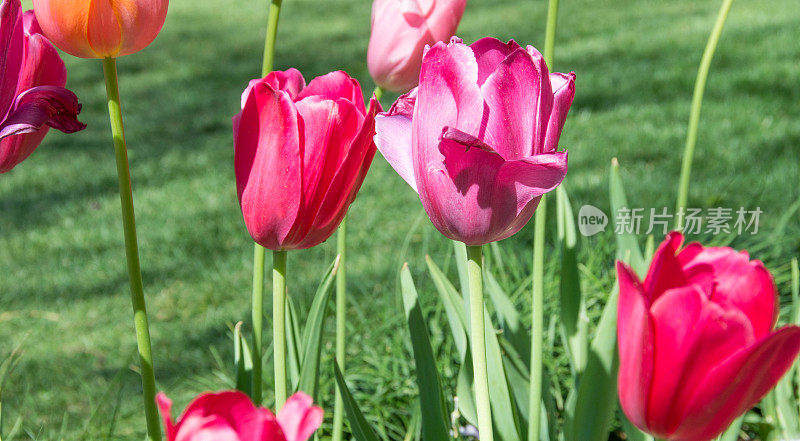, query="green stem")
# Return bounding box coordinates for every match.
[332,217,347,441]
[251,245,266,404]
[528,0,559,438]
[466,245,494,441]
[250,0,285,407]
[528,197,546,441]
[332,83,384,441]
[273,250,288,410]
[261,0,284,76]
[674,0,734,229]
[101,57,161,441]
